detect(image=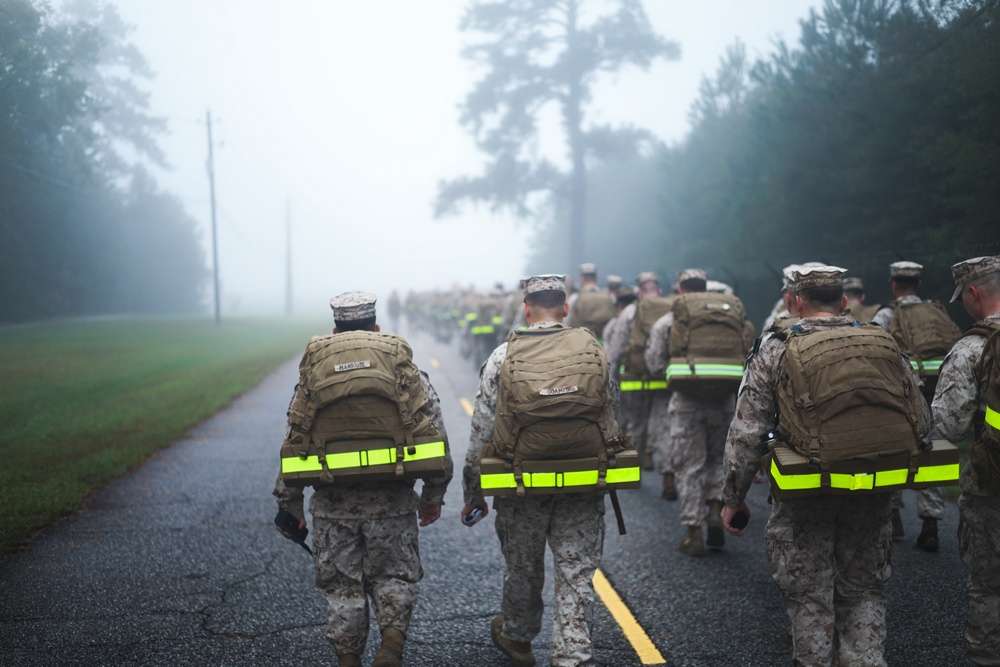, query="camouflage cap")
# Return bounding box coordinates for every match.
[843,276,865,291]
[635,271,659,286]
[793,264,847,291]
[783,261,825,291]
[329,290,377,321]
[678,268,708,283]
[890,261,923,279]
[706,280,733,295]
[579,262,597,275]
[606,274,623,288]
[950,255,1000,302]
[521,274,567,295]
